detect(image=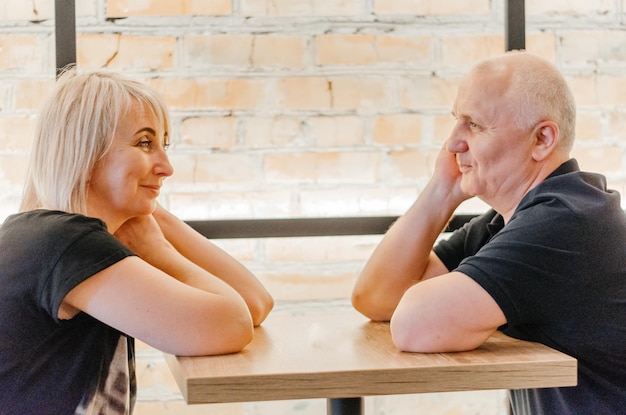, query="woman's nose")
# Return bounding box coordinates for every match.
[155,149,174,177]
